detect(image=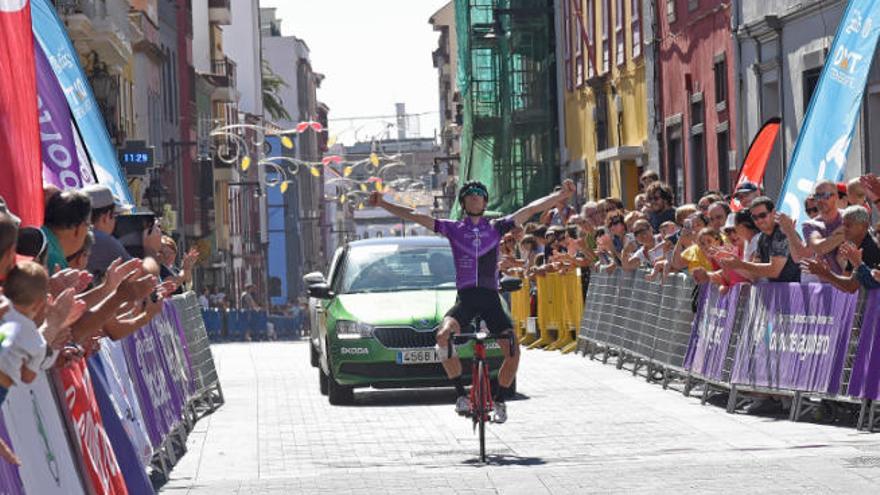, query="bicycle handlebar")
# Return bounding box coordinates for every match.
[452,331,491,344]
